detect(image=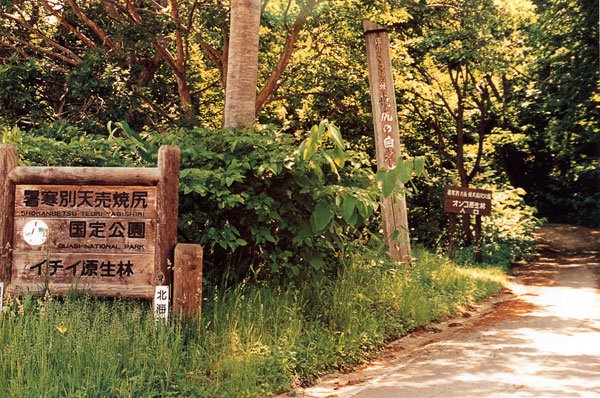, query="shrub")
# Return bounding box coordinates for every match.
[481,186,542,264]
[2,121,384,282]
[161,122,381,282]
